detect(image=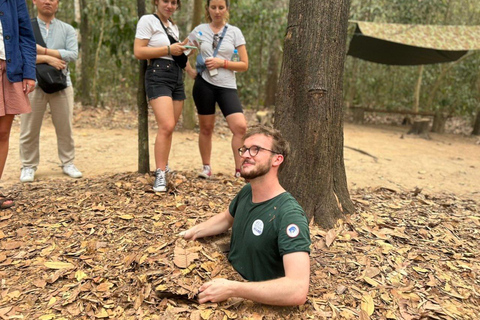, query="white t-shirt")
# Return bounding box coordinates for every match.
[135,14,181,62]
[188,23,246,89]
[0,23,5,60]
